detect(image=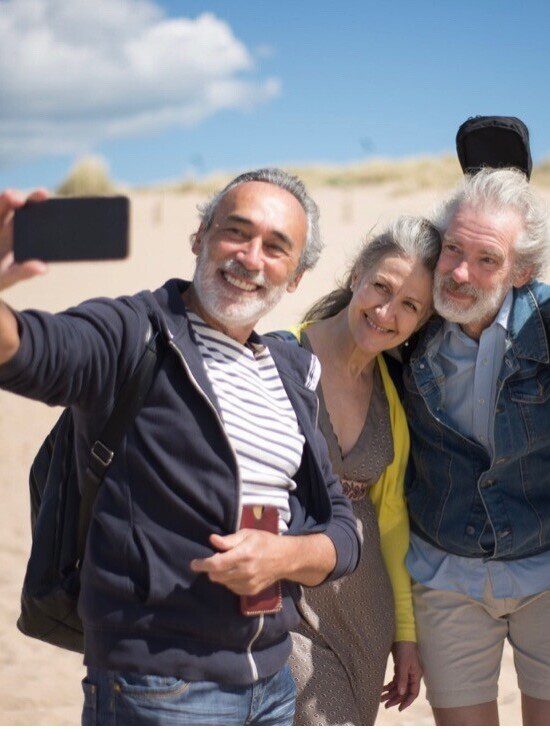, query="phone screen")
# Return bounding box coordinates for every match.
[14,196,129,263]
